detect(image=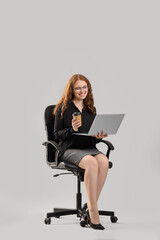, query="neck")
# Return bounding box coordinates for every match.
[72,99,84,106]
